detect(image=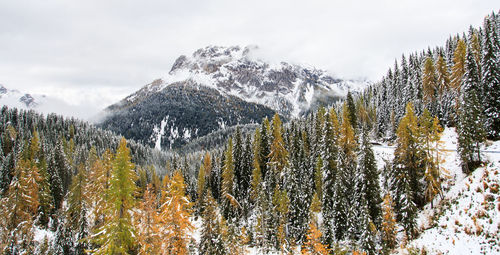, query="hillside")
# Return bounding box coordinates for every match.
[397,129,500,254]
[100,81,276,150]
